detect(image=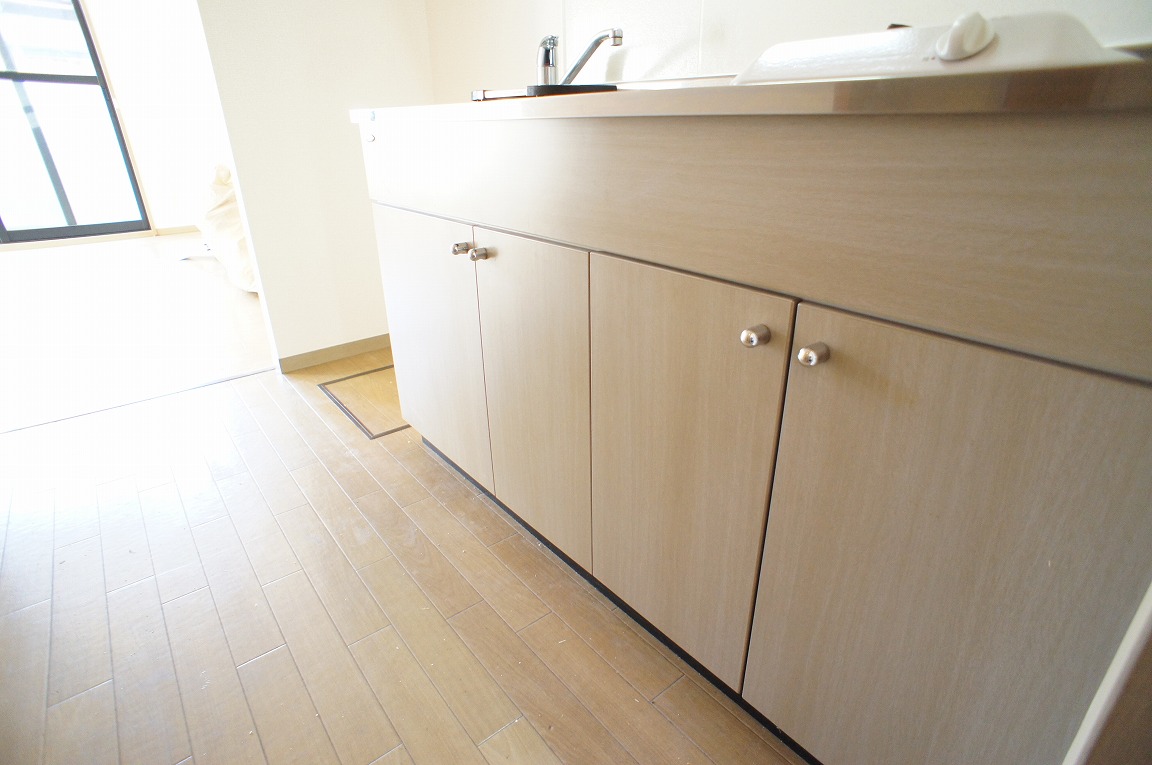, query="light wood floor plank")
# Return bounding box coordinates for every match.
[135,463,176,492]
[373,426,423,463]
[172,459,228,527]
[232,375,318,471]
[107,577,191,765]
[451,602,636,765]
[48,535,110,704]
[493,534,682,700]
[231,429,308,514]
[276,504,388,644]
[324,370,406,436]
[263,570,400,765]
[377,428,419,456]
[396,446,477,504]
[356,493,481,618]
[347,441,430,508]
[191,516,285,665]
[520,613,711,765]
[53,484,99,548]
[0,490,53,615]
[442,494,517,548]
[297,381,379,443]
[237,645,340,765]
[479,717,563,765]
[204,379,262,439]
[139,483,208,603]
[279,370,369,447]
[351,626,488,765]
[216,471,301,584]
[97,479,154,592]
[359,556,520,743]
[44,680,118,765]
[0,360,810,765]
[163,587,266,765]
[405,498,549,631]
[0,602,50,765]
[290,462,390,569]
[425,445,486,494]
[655,677,793,764]
[616,605,802,759]
[371,746,414,765]
[261,374,383,500]
[198,424,248,481]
